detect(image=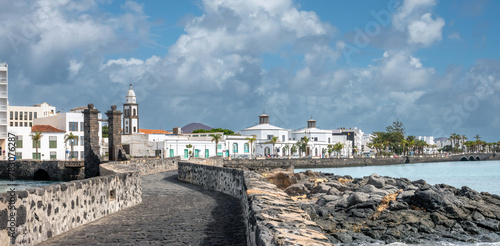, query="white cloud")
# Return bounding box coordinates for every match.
[392,0,444,47]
